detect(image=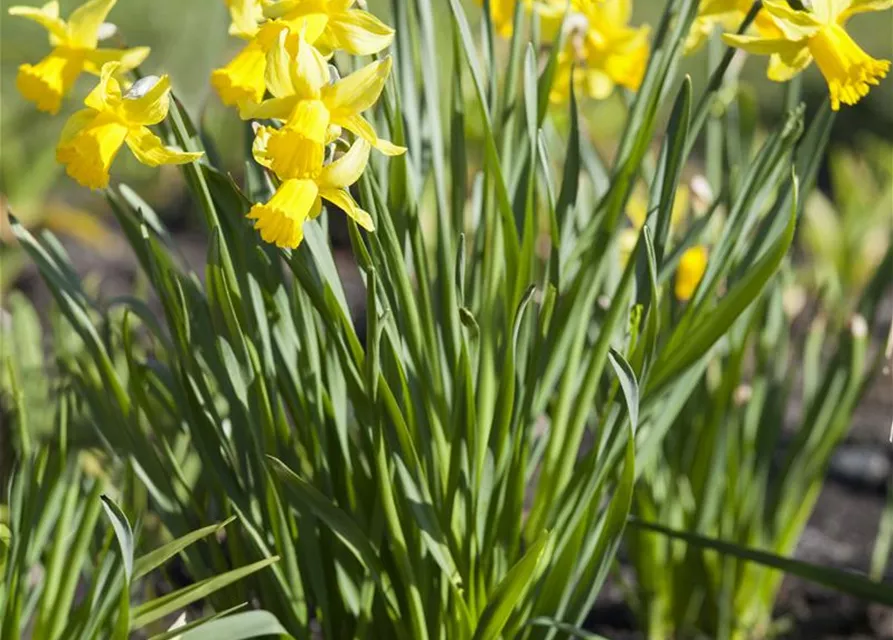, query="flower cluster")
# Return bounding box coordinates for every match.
[212,0,405,249]
[481,0,889,110]
[10,0,203,189]
[479,0,650,102]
